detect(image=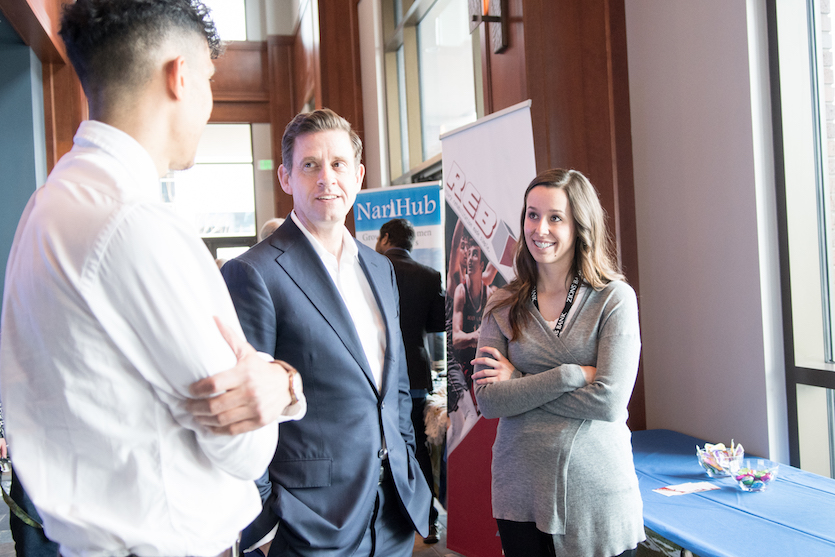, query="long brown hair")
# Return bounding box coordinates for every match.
[487,168,624,340]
